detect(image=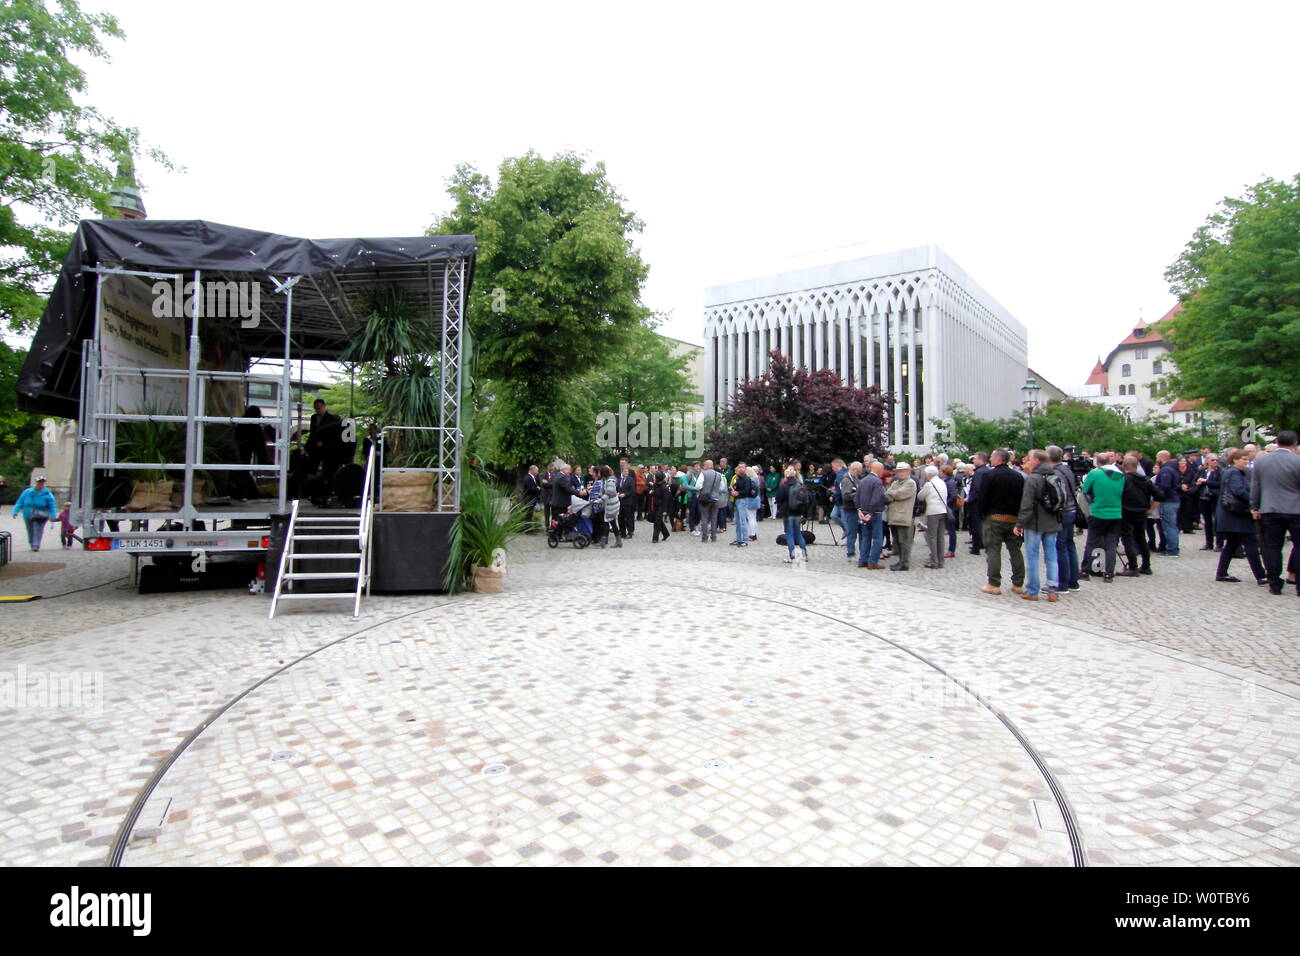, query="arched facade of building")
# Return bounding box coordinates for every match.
[703,246,1027,452]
